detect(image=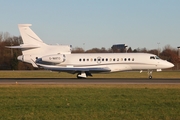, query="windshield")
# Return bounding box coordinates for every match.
[150,56,160,60]
[155,56,160,59]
